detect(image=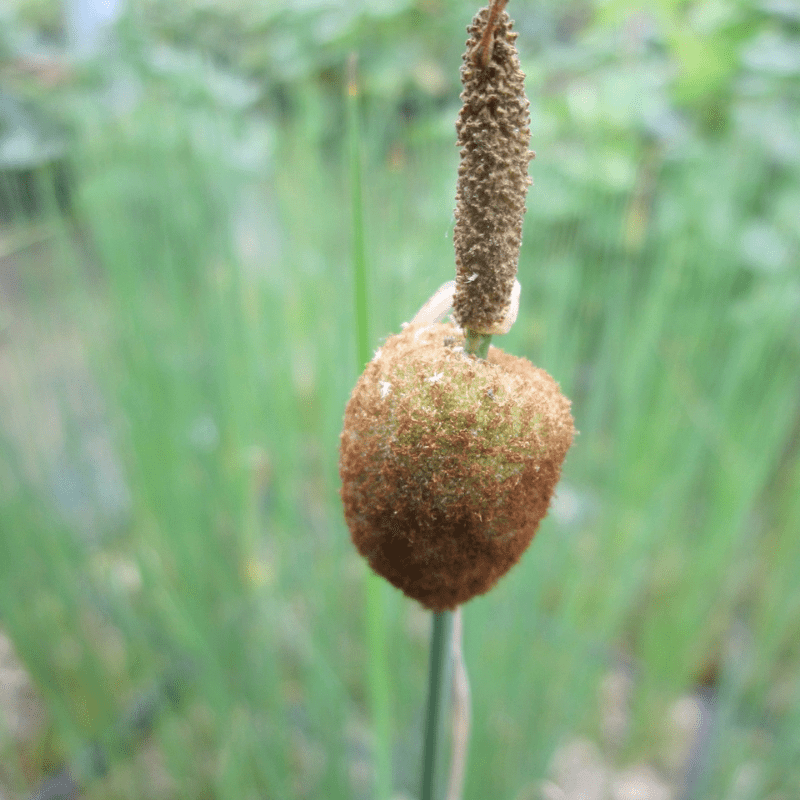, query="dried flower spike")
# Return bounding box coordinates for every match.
[453,1,533,335]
